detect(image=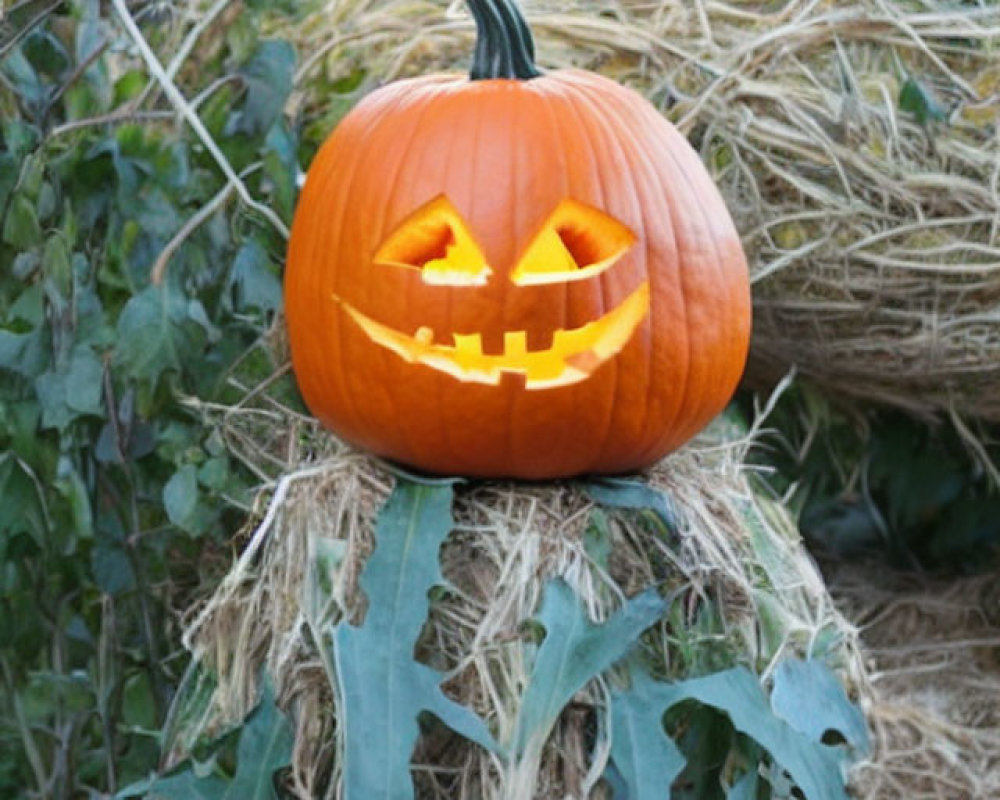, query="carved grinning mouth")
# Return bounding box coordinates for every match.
[339,281,649,389]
